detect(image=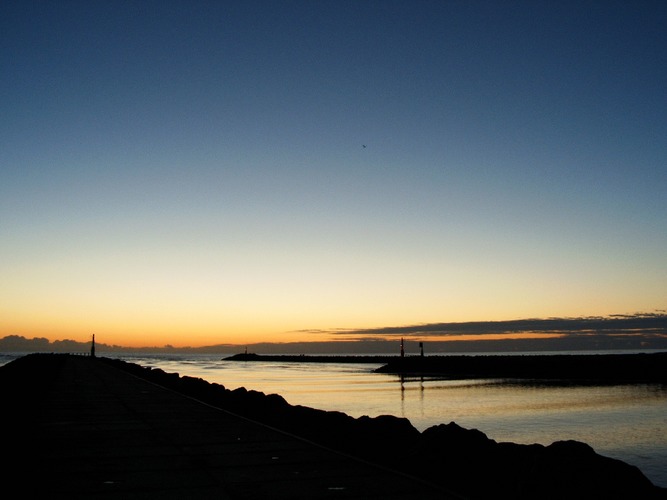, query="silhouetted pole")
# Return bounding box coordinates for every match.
[400,337,404,358]
[91,334,96,358]
[419,341,424,357]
